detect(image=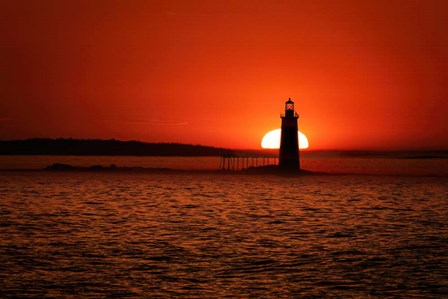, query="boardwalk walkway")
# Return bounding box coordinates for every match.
[219,152,278,170]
